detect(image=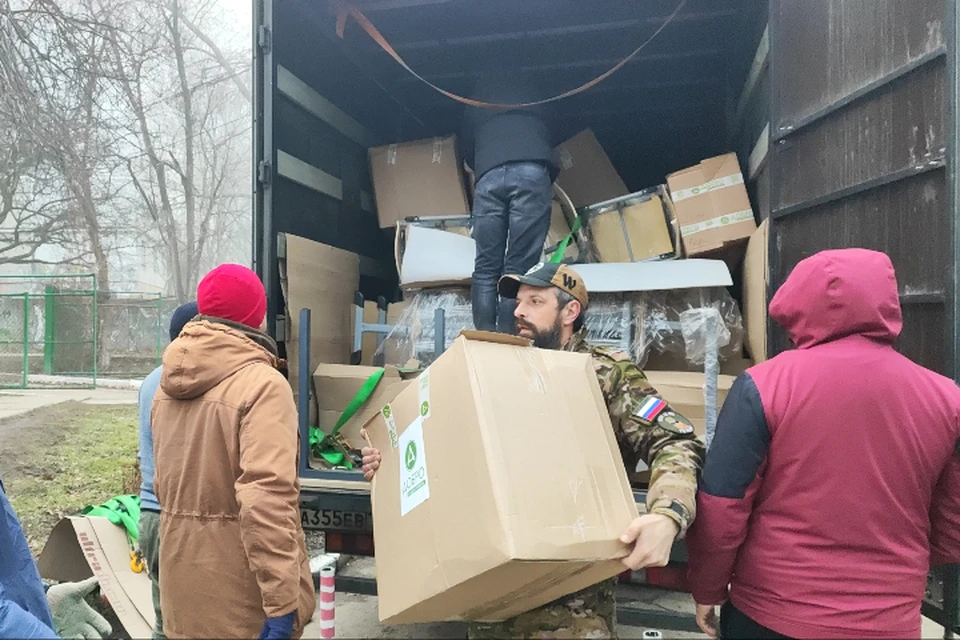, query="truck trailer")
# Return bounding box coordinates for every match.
[252,0,960,634]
